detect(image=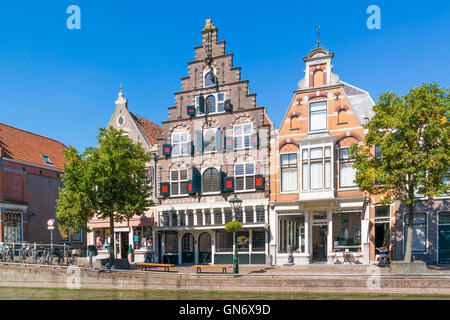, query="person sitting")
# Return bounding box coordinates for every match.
[375,242,390,265]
